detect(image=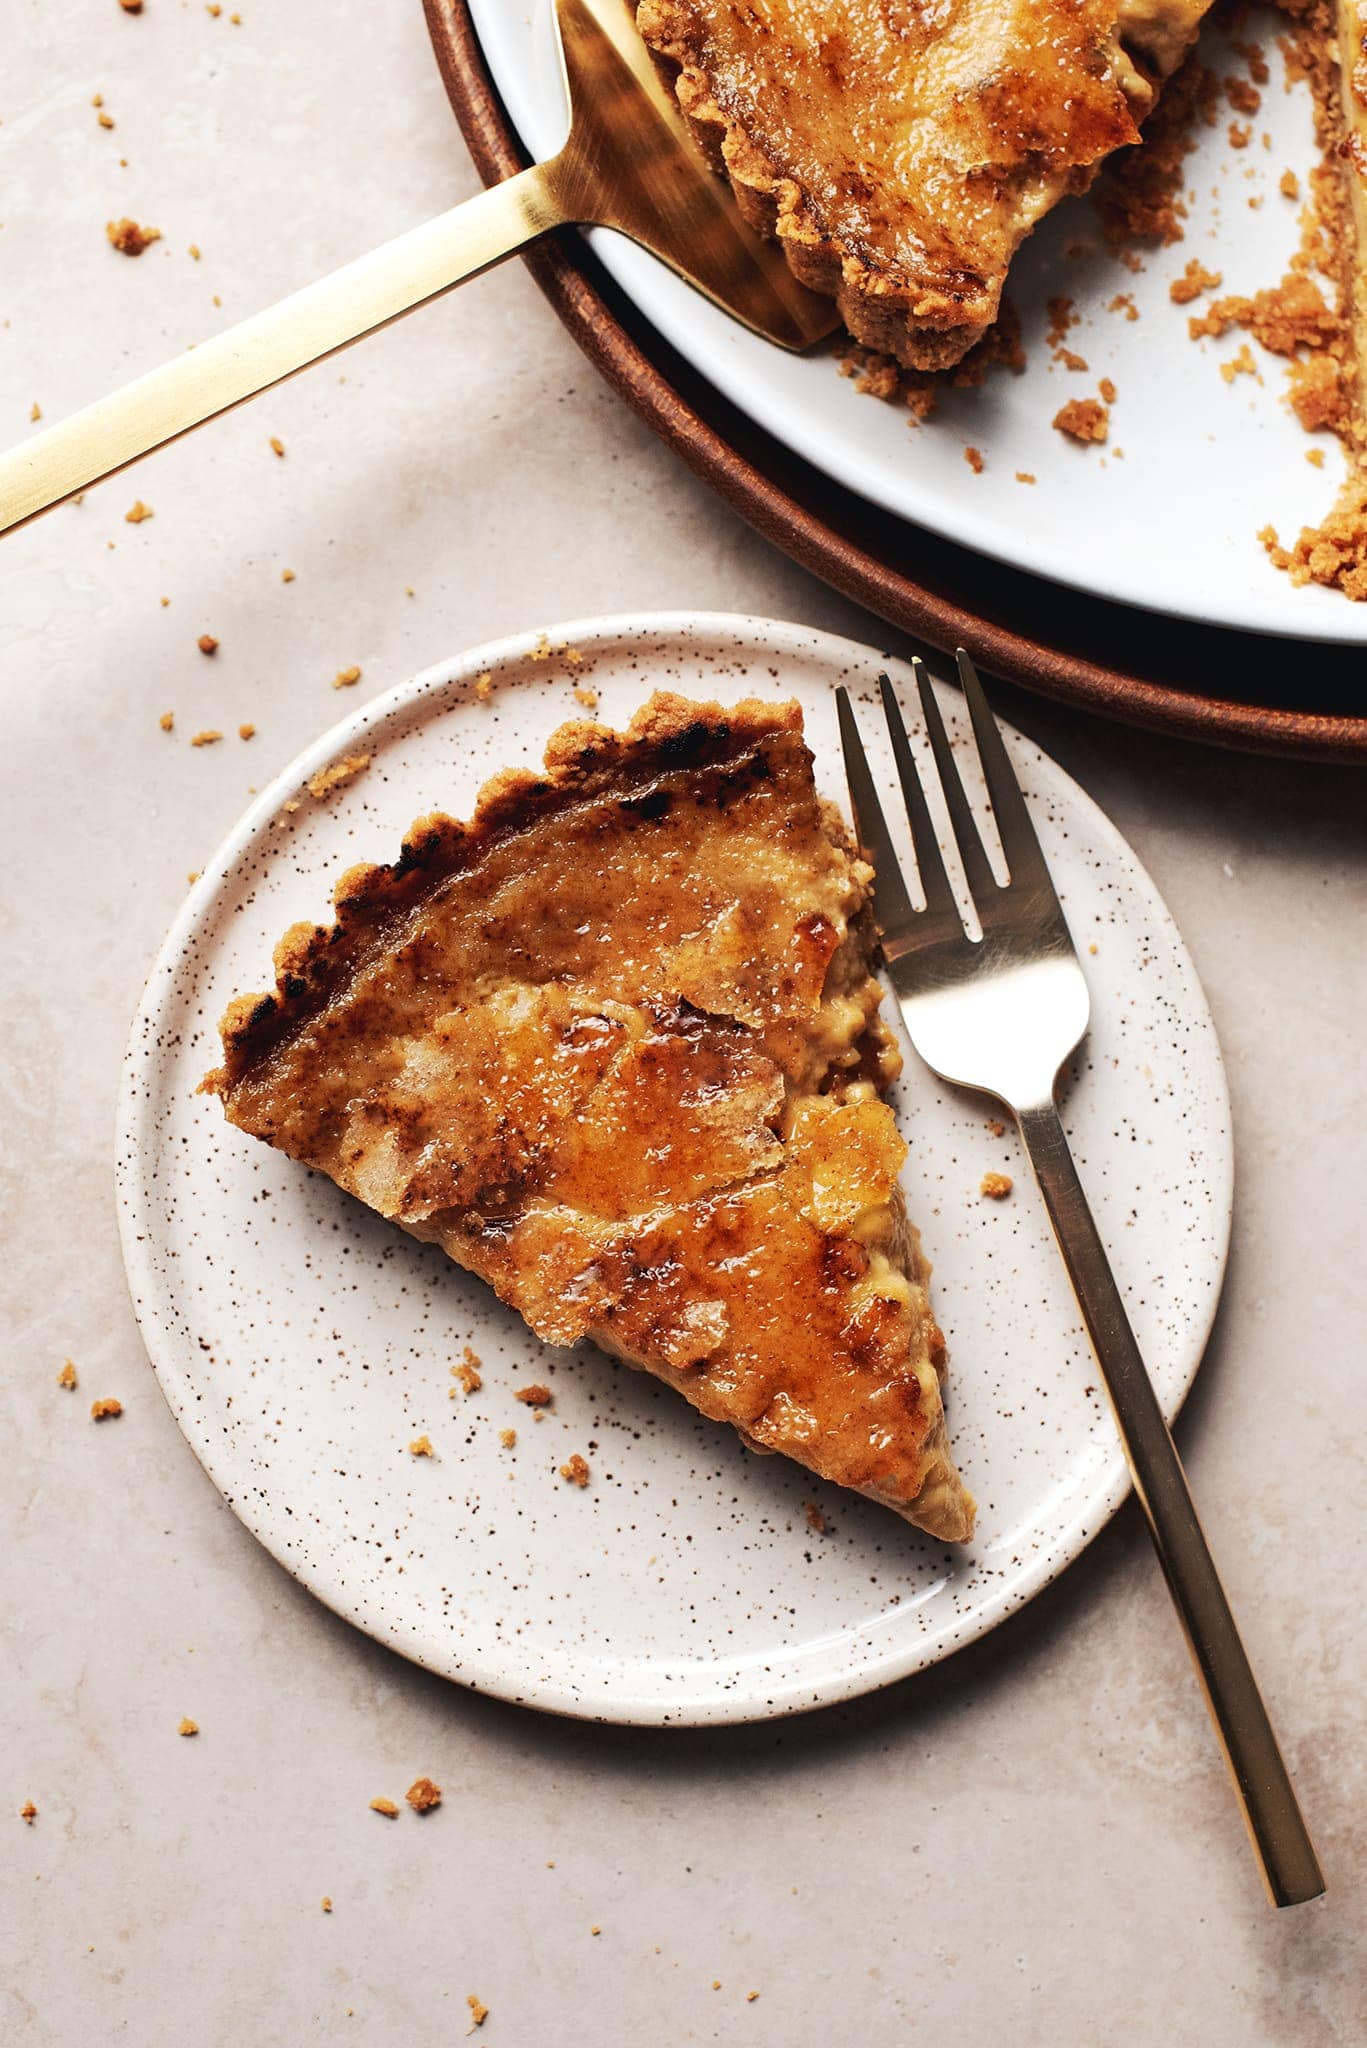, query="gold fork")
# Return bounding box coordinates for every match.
[0,0,834,538]
[838,655,1324,1909]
